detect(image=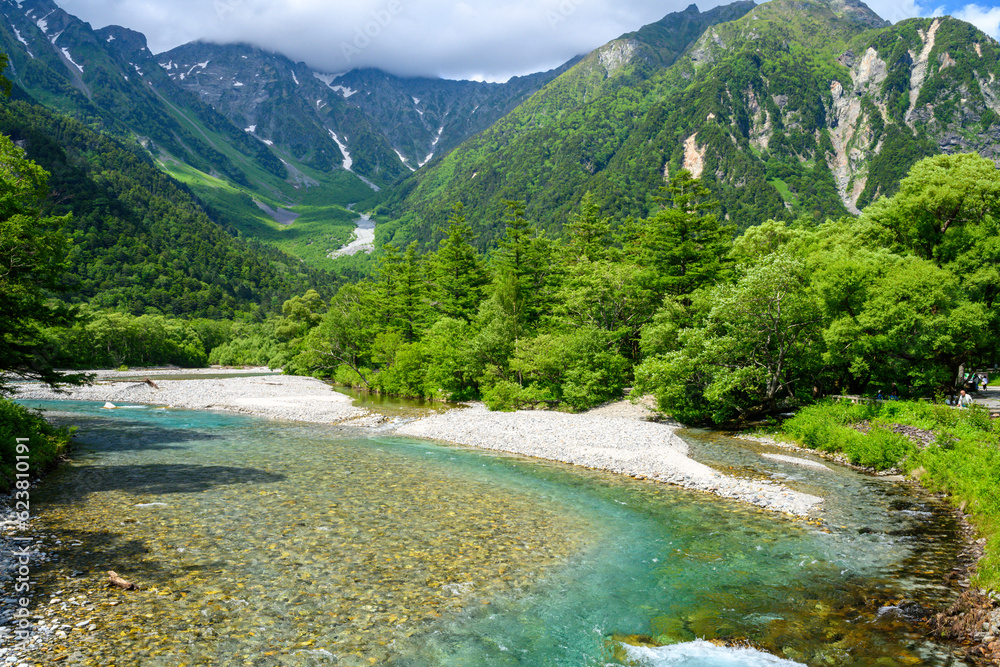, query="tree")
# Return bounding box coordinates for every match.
[0,133,84,393]
[632,170,734,300]
[635,253,824,423]
[863,152,1000,265]
[563,192,612,262]
[428,203,488,321]
[296,283,380,386]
